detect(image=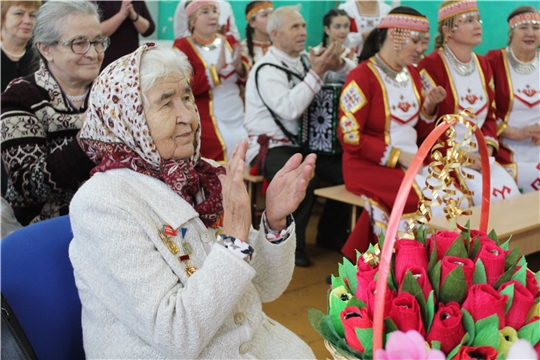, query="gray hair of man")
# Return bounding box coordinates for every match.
[32,1,100,61]
[266,4,302,41]
[140,46,193,110]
